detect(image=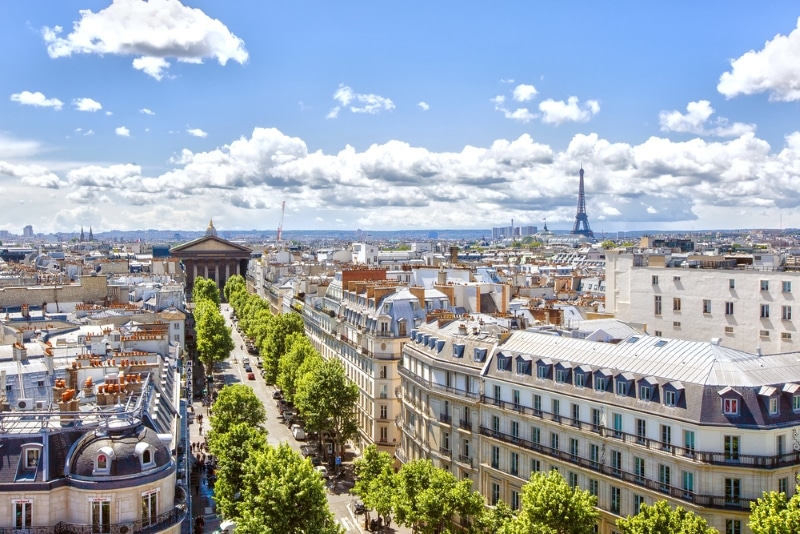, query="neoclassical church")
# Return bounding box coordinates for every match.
[169,219,253,298]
